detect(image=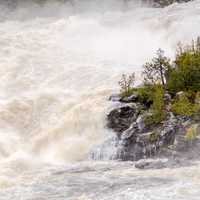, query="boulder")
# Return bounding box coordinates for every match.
[107,104,140,135]
[109,94,122,102]
[136,112,154,132]
[120,94,139,103]
[135,159,167,169]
